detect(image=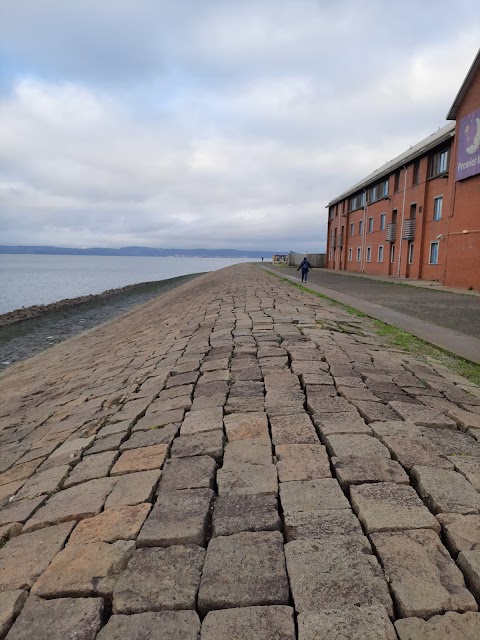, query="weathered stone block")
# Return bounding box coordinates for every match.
[120,426,179,451]
[270,414,318,445]
[31,540,135,598]
[224,439,272,466]
[313,412,372,436]
[285,538,392,616]
[104,470,160,508]
[158,456,217,492]
[197,531,289,615]
[449,455,480,491]
[324,434,390,459]
[64,451,118,488]
[171,430,224,463]
[0,496,46,527]
[0,522,75,591]
[212,494,281,537]
[355,402,400,423]
[13,465,69,500]
[110,444,169,476]
[395,611,480,640]
[0,590,27,639]
[298,606,397,640]
[224,412,269,441]
[96,611,201,640]
[389,401,457,429]
[284,508,363,542]
[457,549,480,600]
[23,477,117,532]
[350,482,440,533]
[334,456,409,489]
[113,546,205,613]
[437,513,480,555]
[5,595,103,640]
[280,479,350,519]
[217,461,278,496]
[276,444,331,482]
[133,409,184,431]
[68,504,151,545]
[201,606,295,640]
[371,529,477,618]
[412,466,480,514]
[138,488,214,547]
[180,407,224,436]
